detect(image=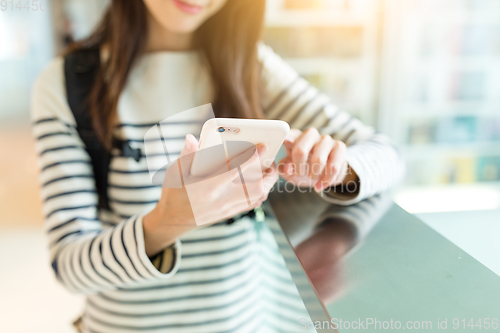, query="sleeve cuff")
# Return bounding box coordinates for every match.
[149,242,179,274]
[317,193,392,245]
[125,215,182,280]
[319,152,365,206]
